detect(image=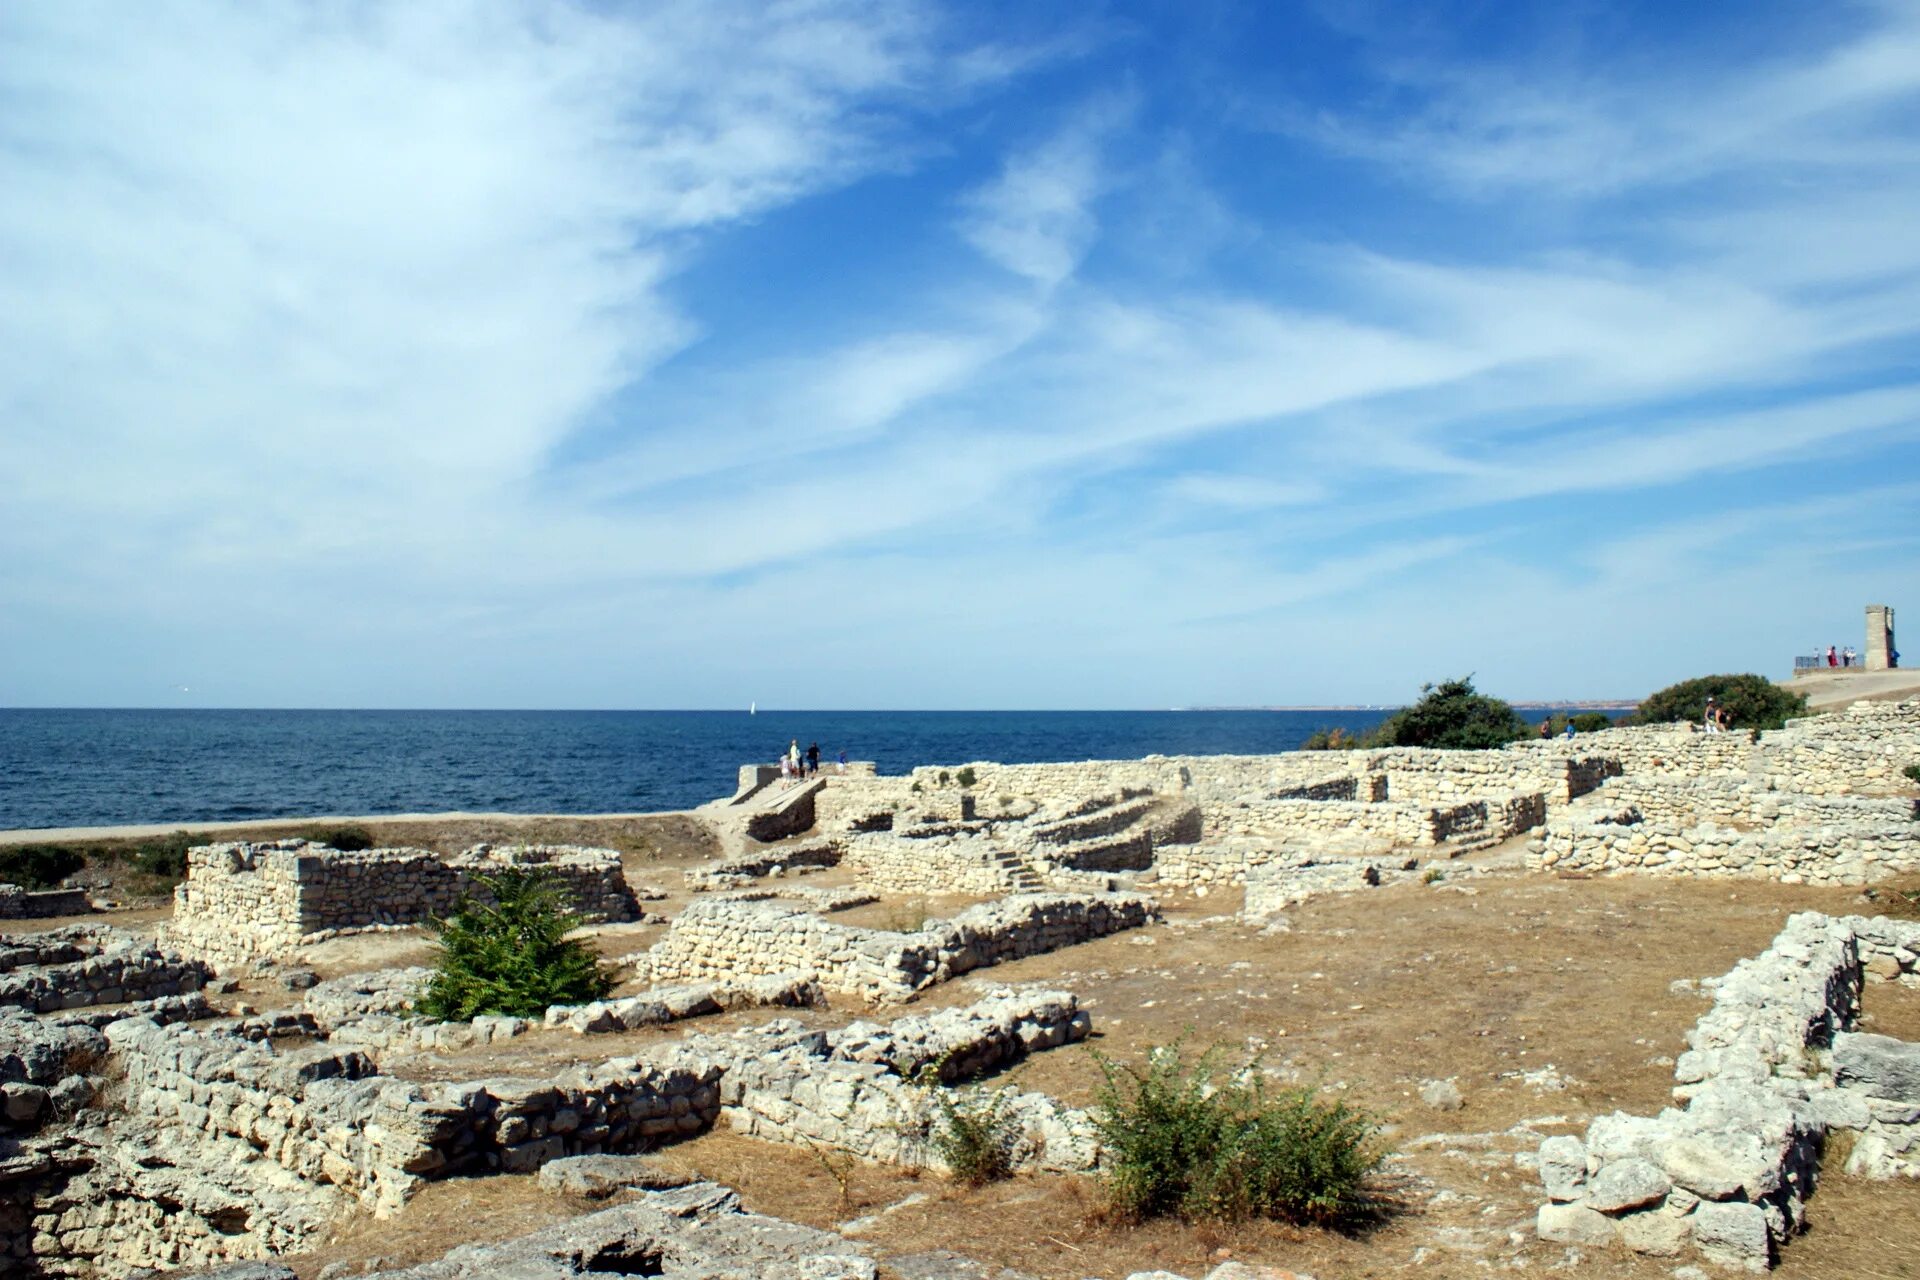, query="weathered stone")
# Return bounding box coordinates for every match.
[1587,1157,1671,1213]
[1690,1200,1771,1272]
[533,1154,688,1199]
[1536,1200,1616,1245]
[1617,1203,1692,1256]
[1537,1135,1587,1202]
[1834,1032,1920,1102]
[1419,1078,1463,1112]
